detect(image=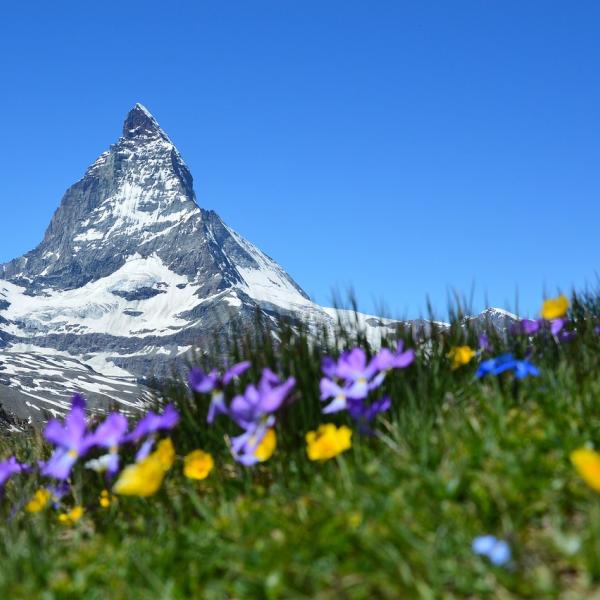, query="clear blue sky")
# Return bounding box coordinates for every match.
[1,1,599,319]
